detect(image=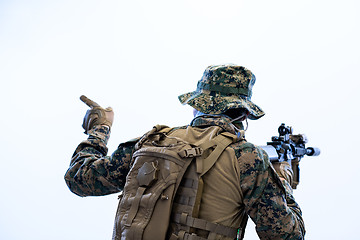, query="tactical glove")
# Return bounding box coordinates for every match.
[80,95,114,134]
[272,161,294,188]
